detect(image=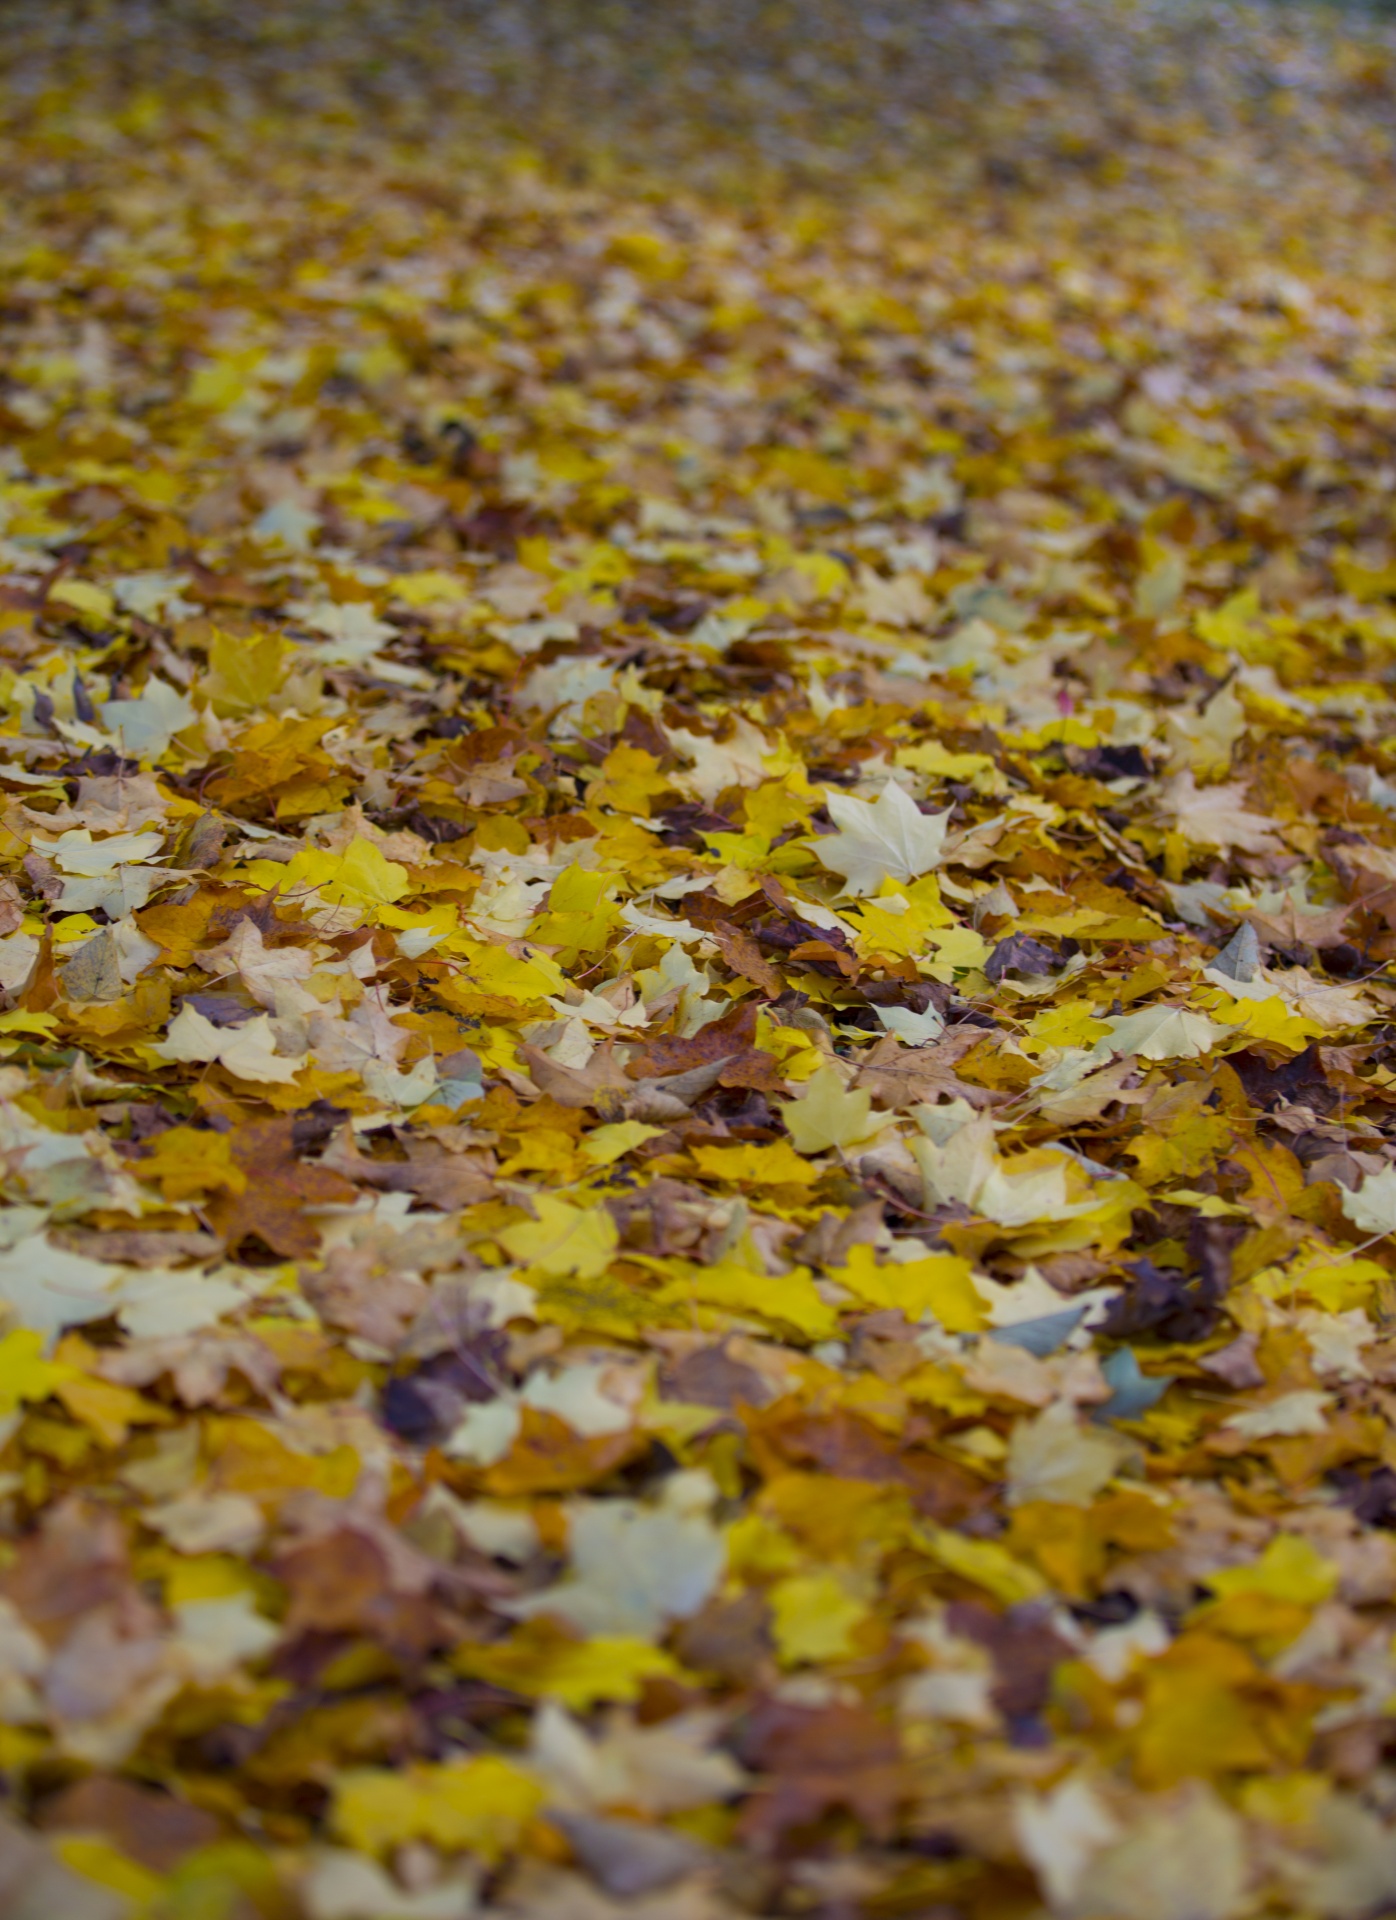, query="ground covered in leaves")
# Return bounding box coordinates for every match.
[14,3,1396,1916]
